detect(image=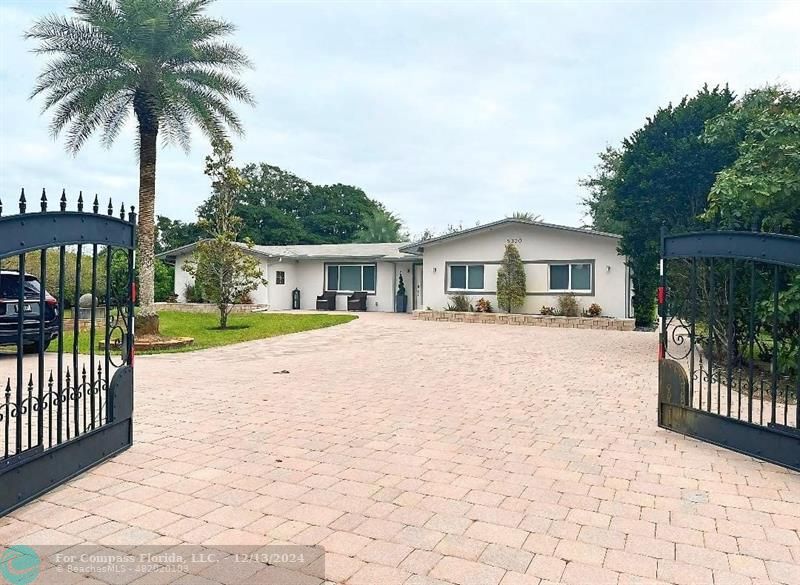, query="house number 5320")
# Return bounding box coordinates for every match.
[506,238,522,244]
